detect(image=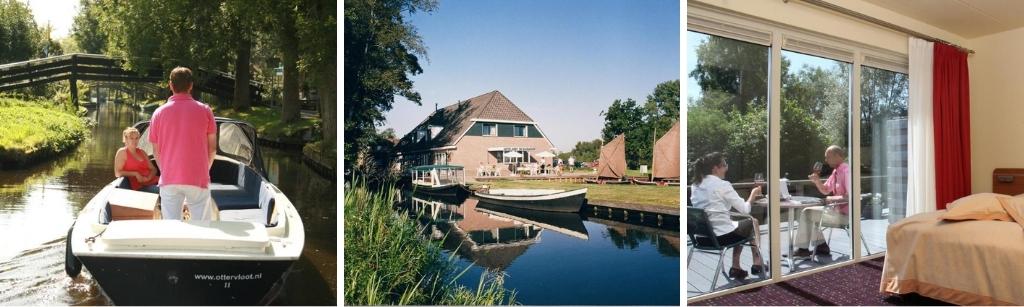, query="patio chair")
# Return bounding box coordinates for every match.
[815,202,872,256]
[686,207,767,293]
